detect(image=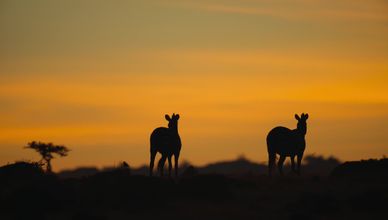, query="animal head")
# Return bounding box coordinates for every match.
[165,113,180,130]
[295,113,309,134]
